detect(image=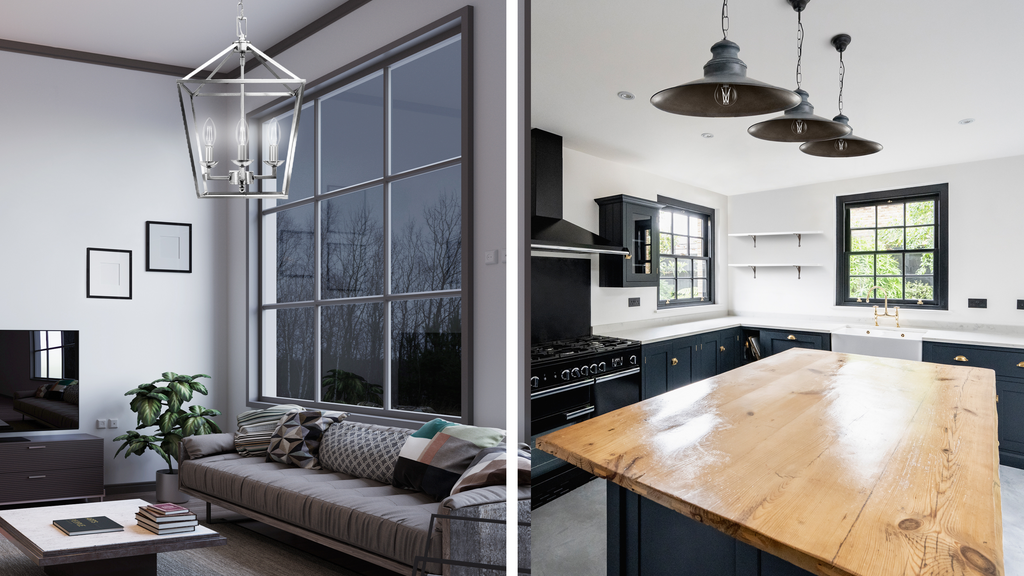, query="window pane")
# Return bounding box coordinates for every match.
[905,277,934,301]
[689,237,703,257]
[672,212,687,236]
[276,204,315,303]
[689,216,703,238]
[659,211,672,234]
[673,235,688,256]
[906,252,934,275]
[849,277,874,299]
[876,203,904,227]
[877,228,904,251]
[849,206,875,229]
[390,38,462,174]
[906,226,934,250]
[33,351,44,378]
[693,260,707,279]
[321,73,385,192]
[392,297,461,416]
[48,348,62,378]
[659,257,675,278]
[876,254,903,276]
[276,307,315,401]
[676,279,693,299]
[322,303,385,407]
[906,201,934,226]
[321,187,384,299]
[275,104,315,204]
[678,259,692,278]
[47,331,61,347]
[693,279,707,300]
[875,277,903,300]
[849,254,874,276]
[659,233,672,255]
[659,279,676,301]
[391,165,462,294]
[851,230,875,252]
